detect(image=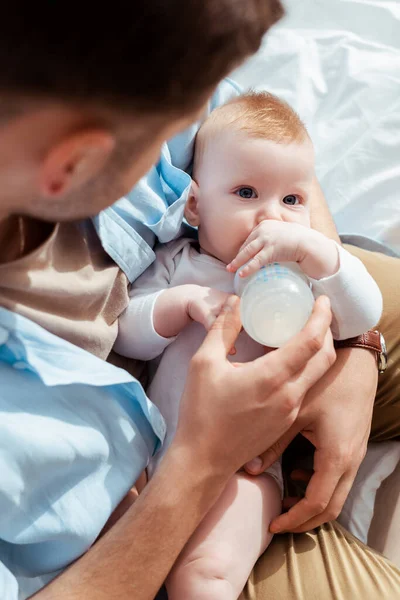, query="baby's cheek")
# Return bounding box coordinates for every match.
[203,214,250,263]
[286,210,311,228]
[298,205,311,227]
[225,238,247,265]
